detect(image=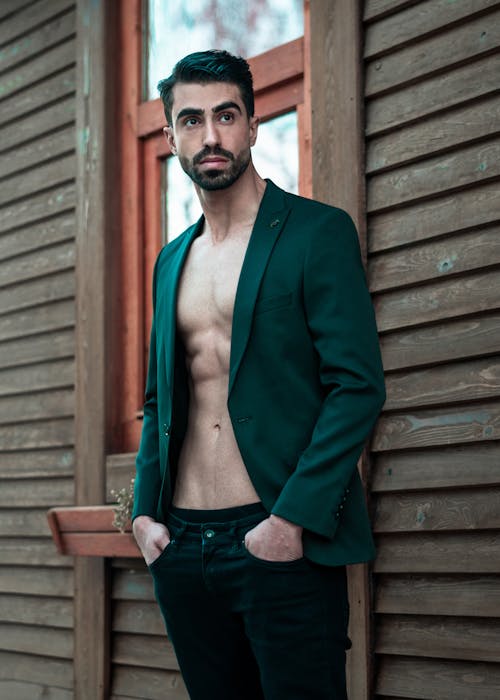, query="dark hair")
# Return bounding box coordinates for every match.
[158,50,254,124]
